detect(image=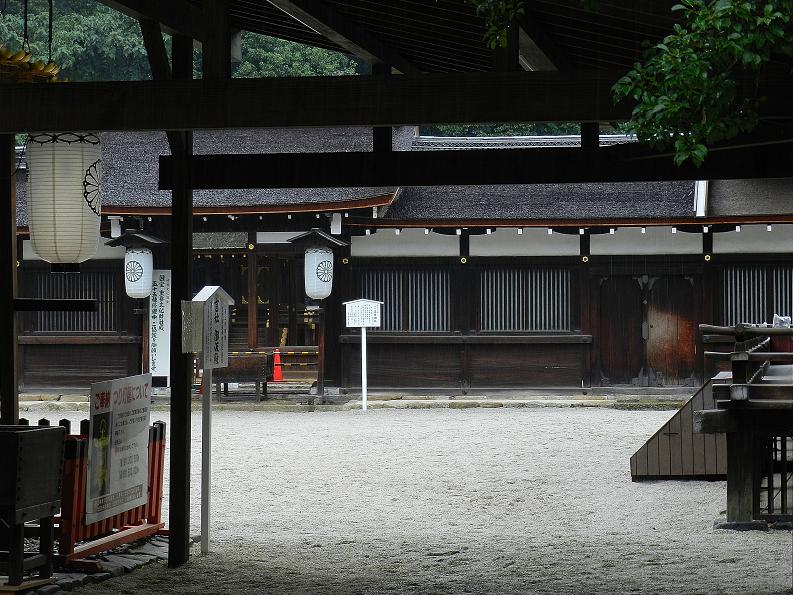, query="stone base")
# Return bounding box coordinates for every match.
[713,517,769,531]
